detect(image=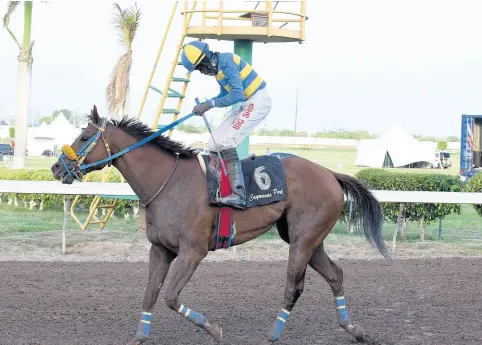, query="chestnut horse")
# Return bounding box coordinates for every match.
[51,106,389,345]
